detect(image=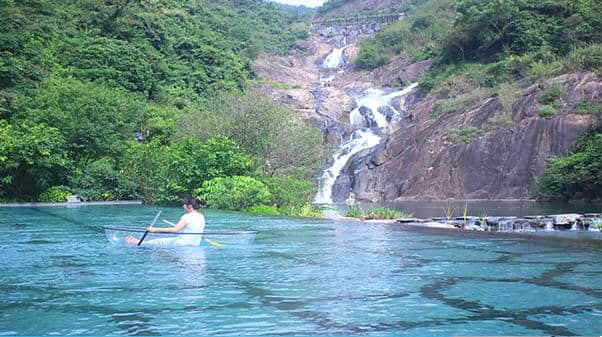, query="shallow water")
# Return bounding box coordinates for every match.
[1,205,601,335]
